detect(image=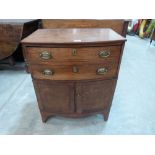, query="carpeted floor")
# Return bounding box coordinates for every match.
[0,35,155,135]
